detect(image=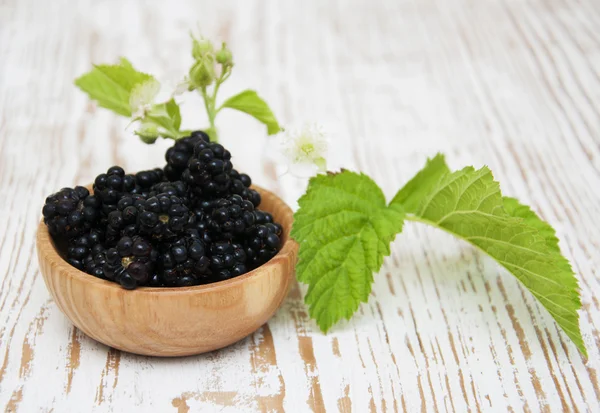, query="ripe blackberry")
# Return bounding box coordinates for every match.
[93,166,136,216]
[265,222,283,237]
[164,131,210,181]
[188,207,213,245]
[148,181,188,199]
[183,141,233,198]
[253,210,275,225]
[207,194,256,241]
[245,189,261,207]
[158,230,211,286]
[210,242,248,281]
[230,169,252,188]
[105,194,146,246]
[230,170,261,207]
[66,228,105,270]
[132,168,165,195]
[245,224,281,269]
[42,186,101,238]
[83,247,108,279]
[138,193,190,239]
[103,236,158,289]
